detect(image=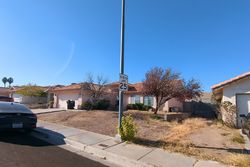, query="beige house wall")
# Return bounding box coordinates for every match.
[126,94,183,112]
[0,88,10,97]
[222,77,250,105]
[52,88,183,112]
